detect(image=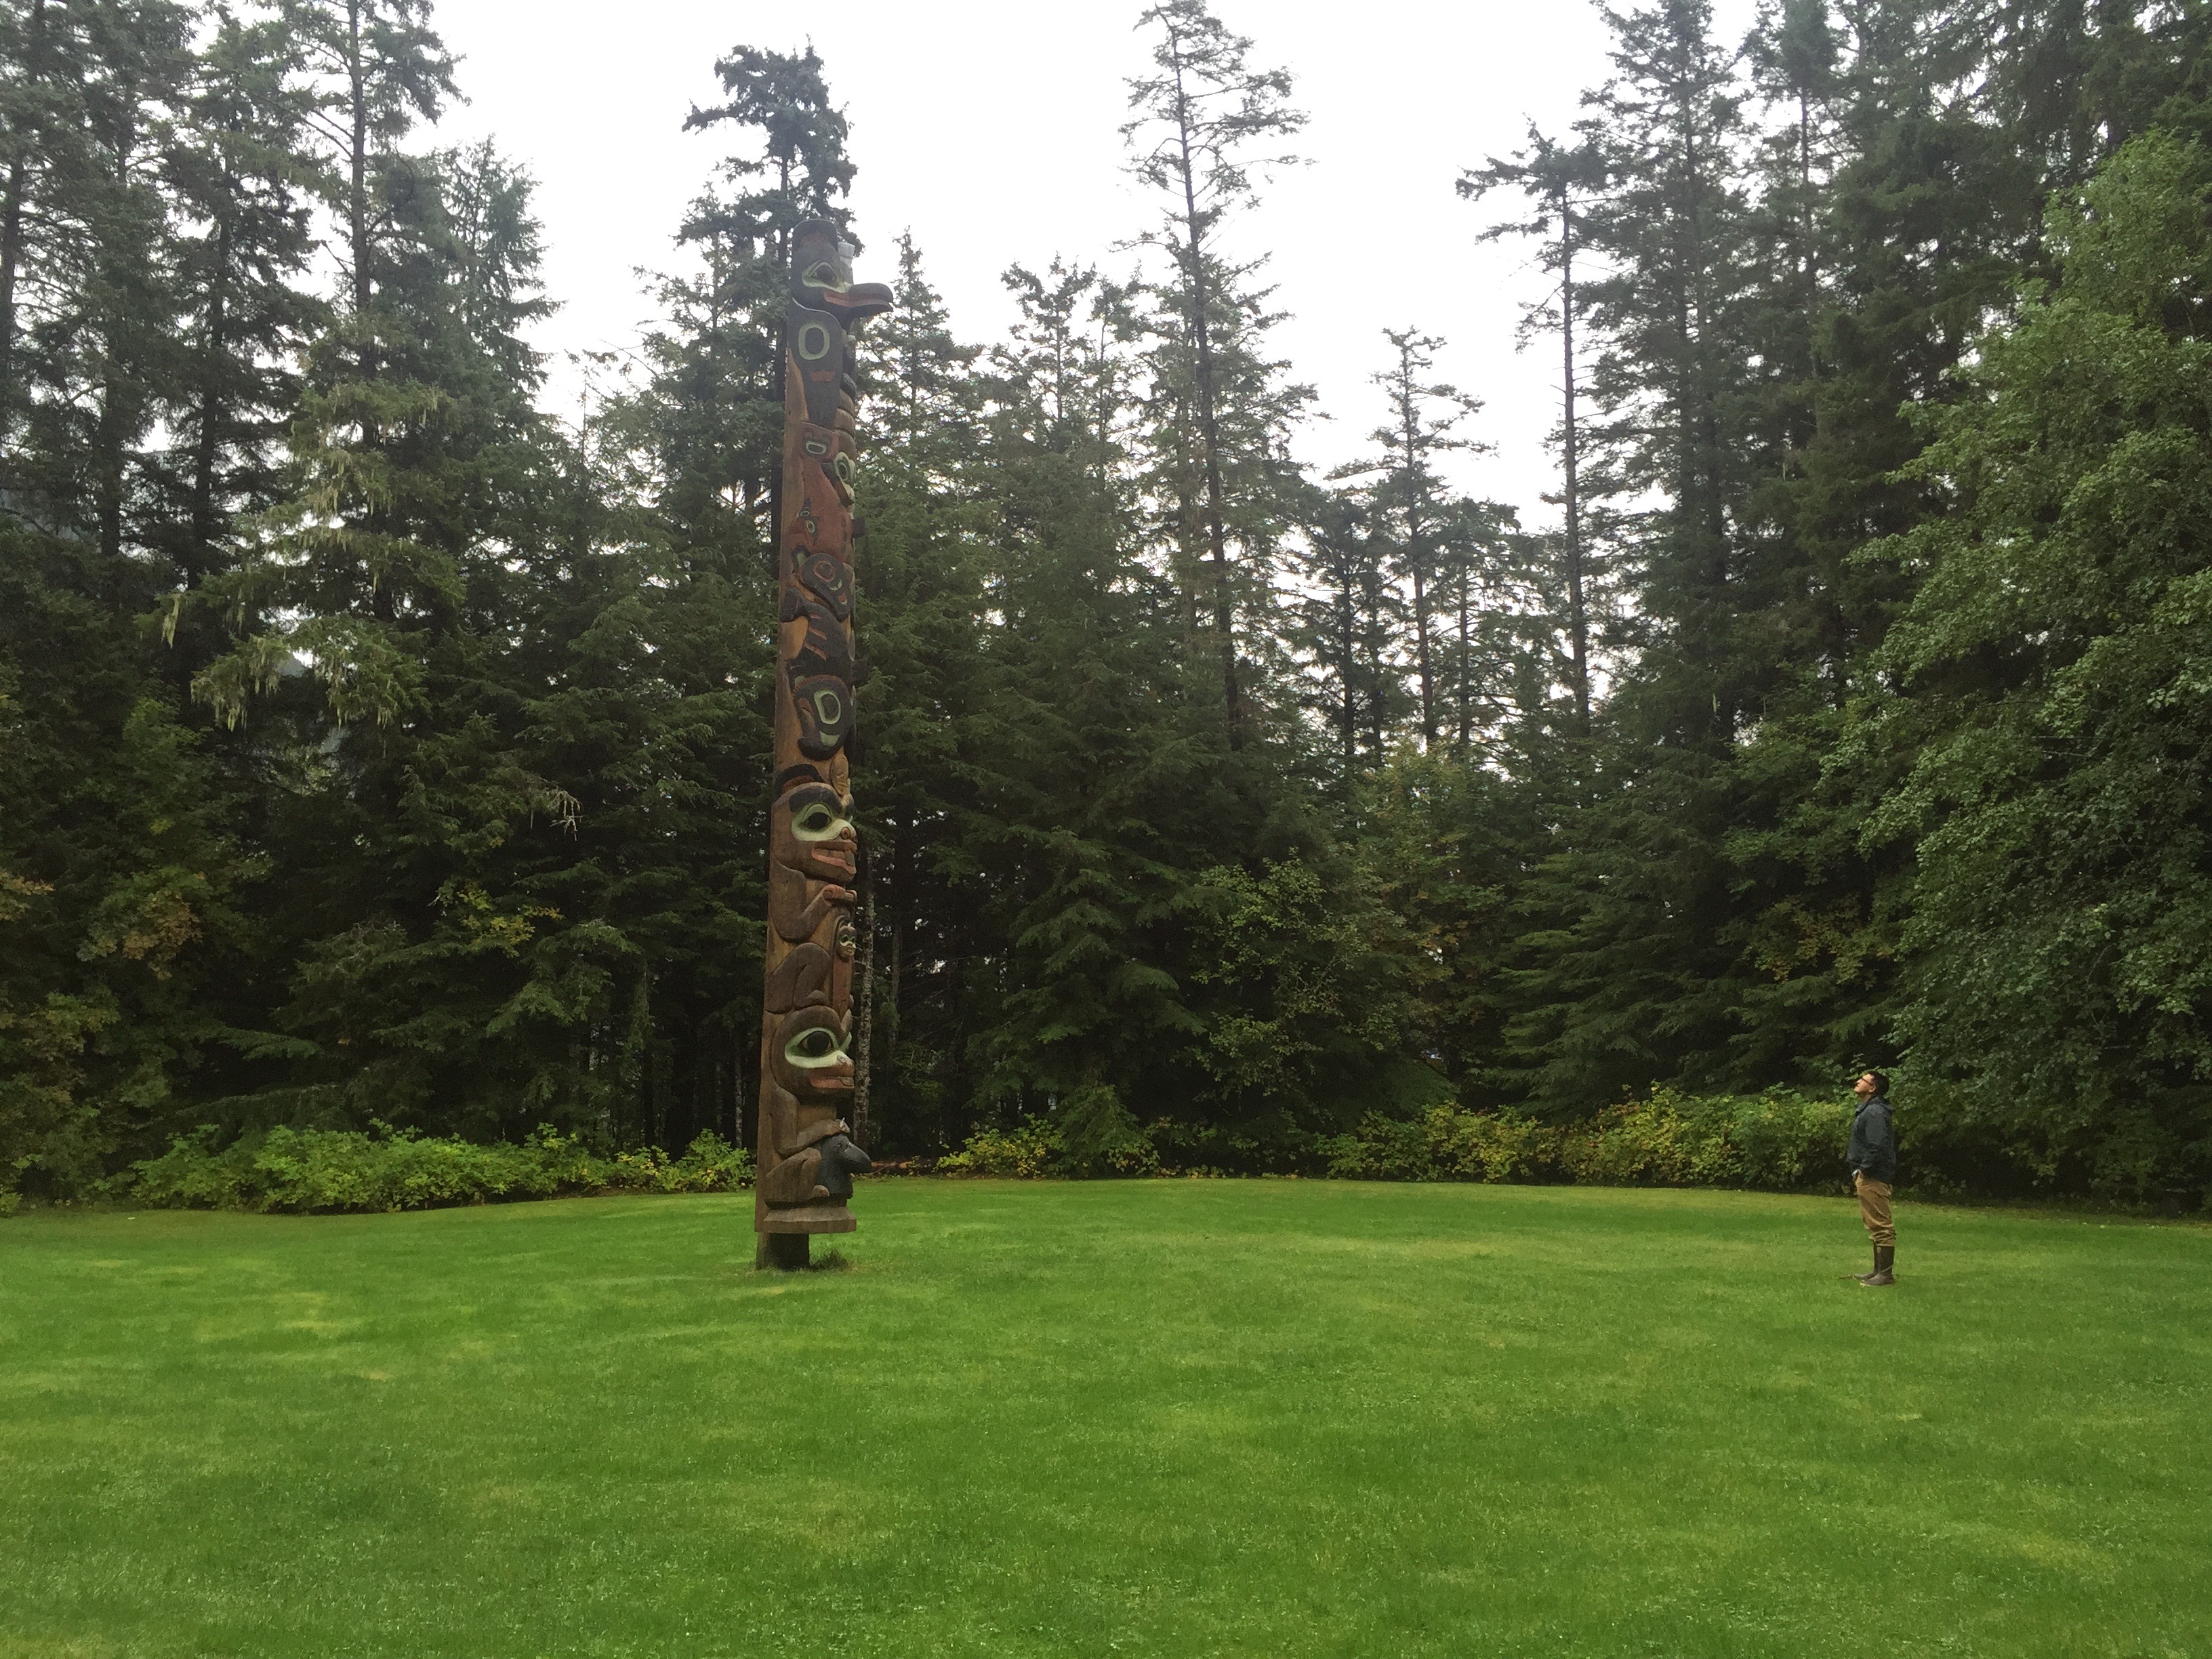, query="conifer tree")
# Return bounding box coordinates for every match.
[676,44,857,556]
[960,259,1193,1142]
[1288,493,1402,790]
[1334,328,1483,752]
[847,234,987,1147]
[1495,0,1769,1108]
[156,7,327,603]
[1123,0,1303,743]
[1461,126,1610,738]
[283,0,455,320]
